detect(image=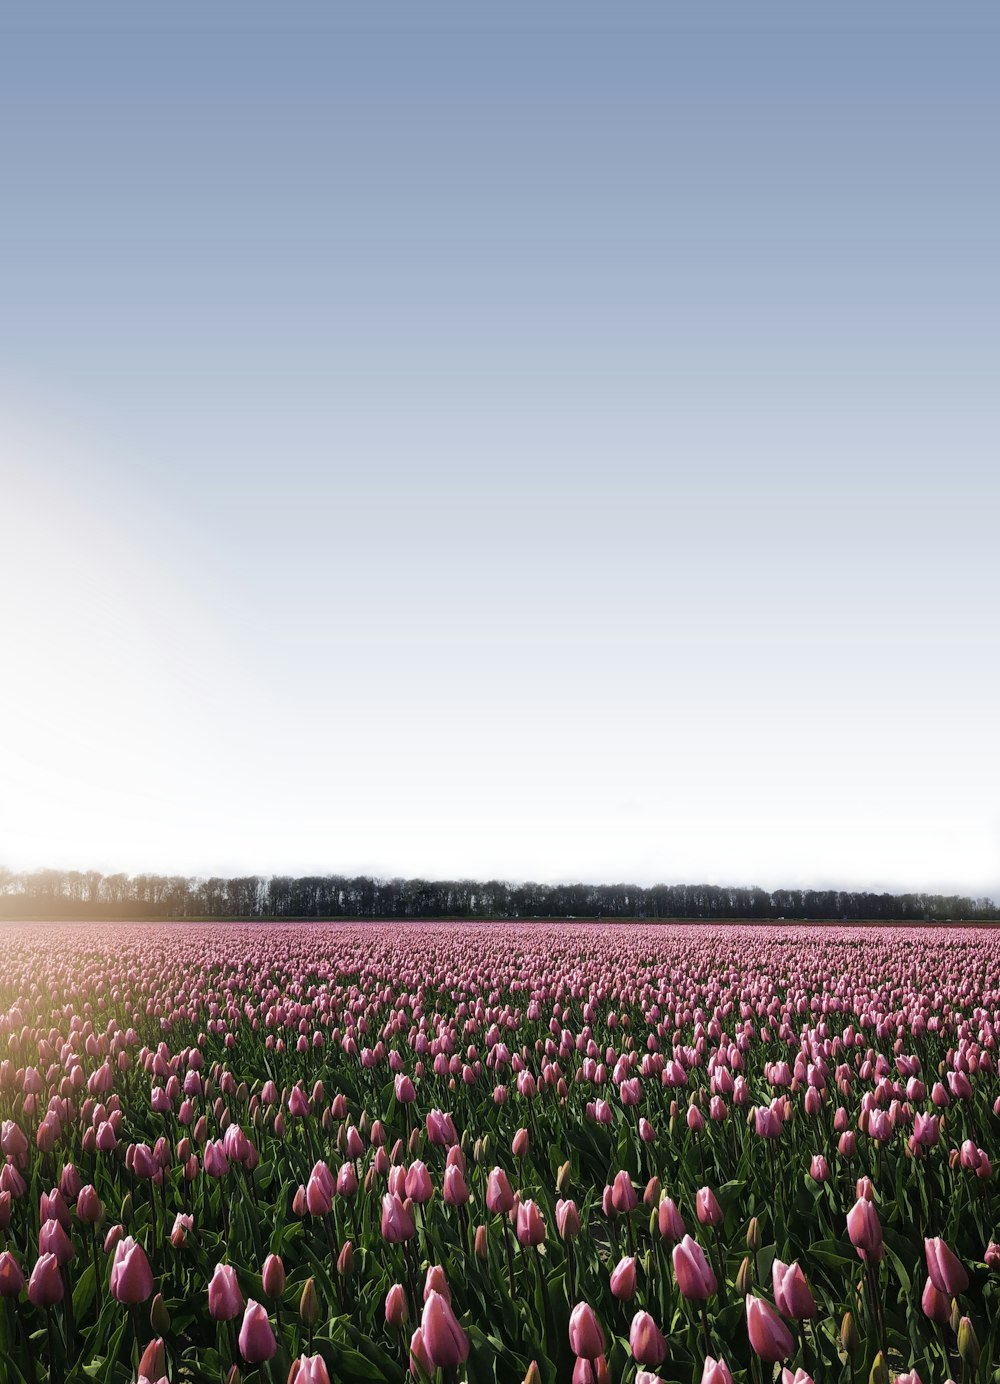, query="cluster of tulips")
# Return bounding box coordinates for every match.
[0,920,998,1384]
